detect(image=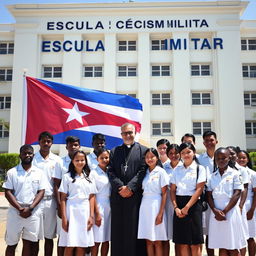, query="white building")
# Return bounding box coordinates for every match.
[0,1,255,154]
